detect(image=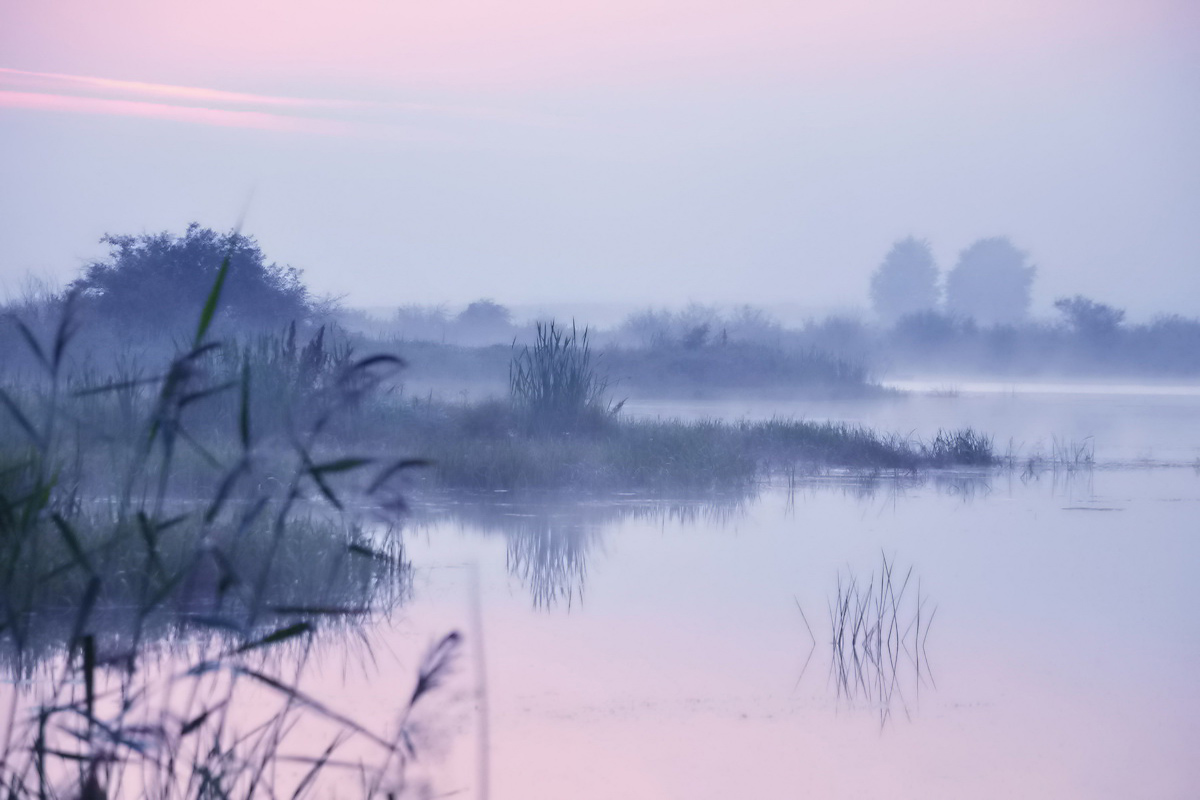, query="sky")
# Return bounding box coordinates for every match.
[1,0,1198,319]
